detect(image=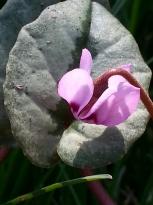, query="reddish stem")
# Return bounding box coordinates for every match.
[0,147,9,162]
[89,69,153,119]
[81,168,116,205]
